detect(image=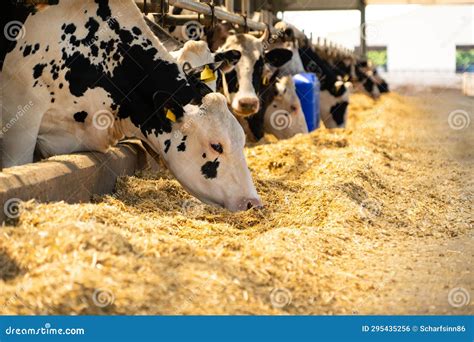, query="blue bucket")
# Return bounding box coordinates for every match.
[293,73,320,131]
